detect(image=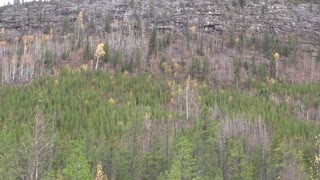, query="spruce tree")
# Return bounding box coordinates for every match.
[64,138,92,179]
[168,136,196,180]
[105,16,111,33]
[148,28,157,60]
